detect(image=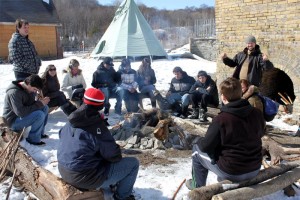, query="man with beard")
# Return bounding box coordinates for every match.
[221,35,273,87]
